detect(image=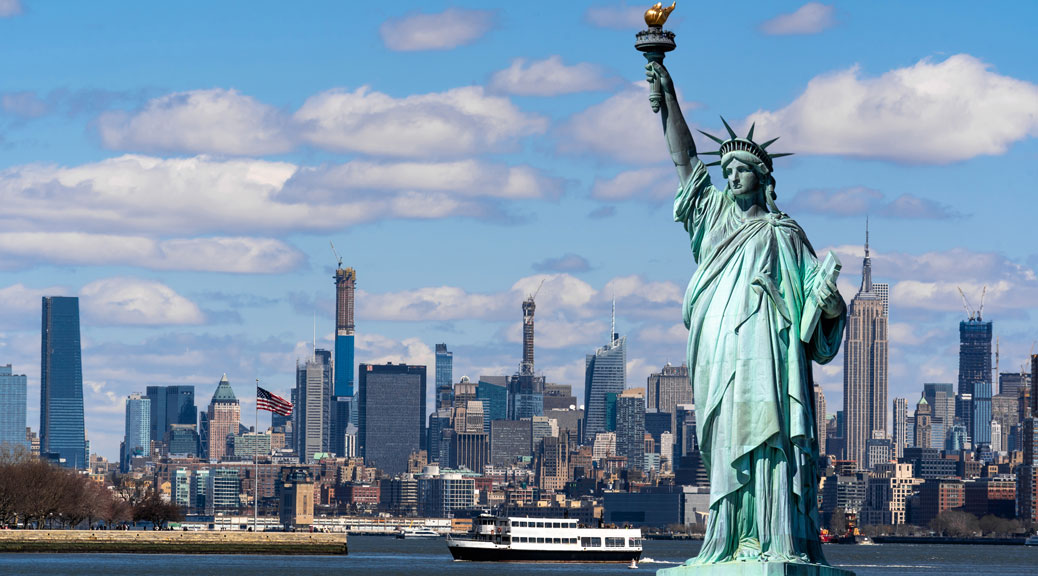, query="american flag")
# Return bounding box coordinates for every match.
[257,386,293,416]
